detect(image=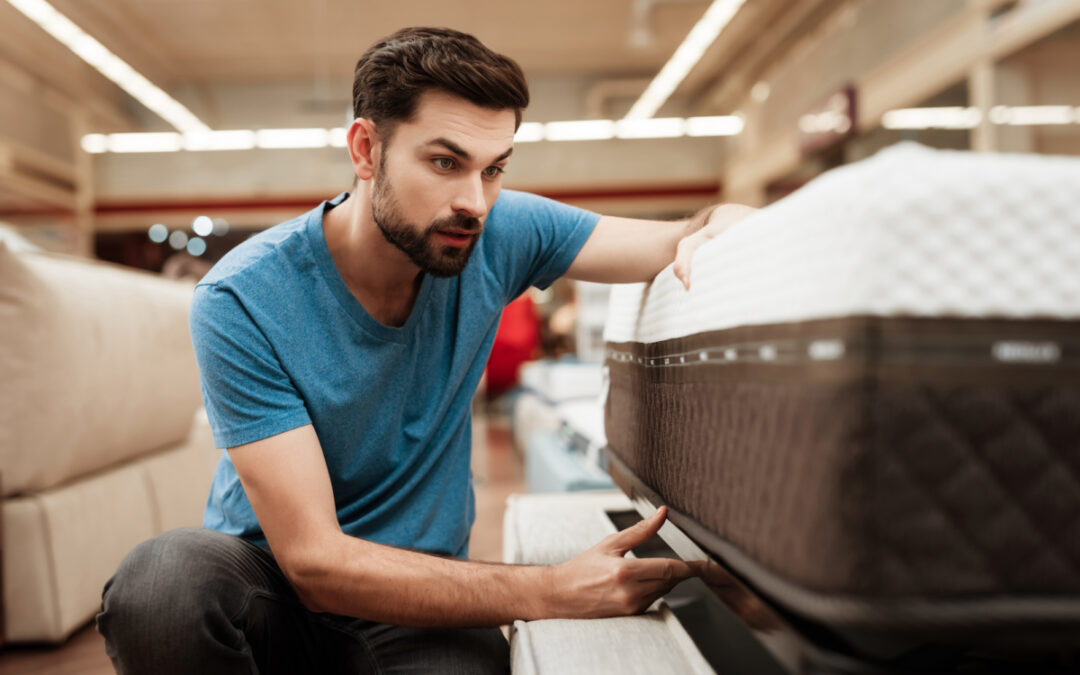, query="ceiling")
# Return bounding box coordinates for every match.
[1,0,839,132]
[3,0,720,127]
[0,0,847,217]
[48,0,715,83]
